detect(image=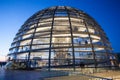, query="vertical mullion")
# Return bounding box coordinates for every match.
[83,19,97,68]
[27,23,37,67]
[48,7,57,71]
[74,9,97,68]
[96,24,111,65]
[91,22,110,62]
[65,6,75,71]
[28,10,47,68]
